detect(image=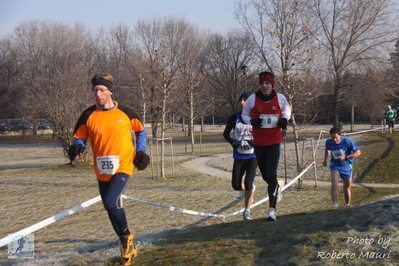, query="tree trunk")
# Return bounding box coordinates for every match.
[160,81,167,179]
[333,84,340,129]
[351,104,355,131]
[190,82,195,154]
